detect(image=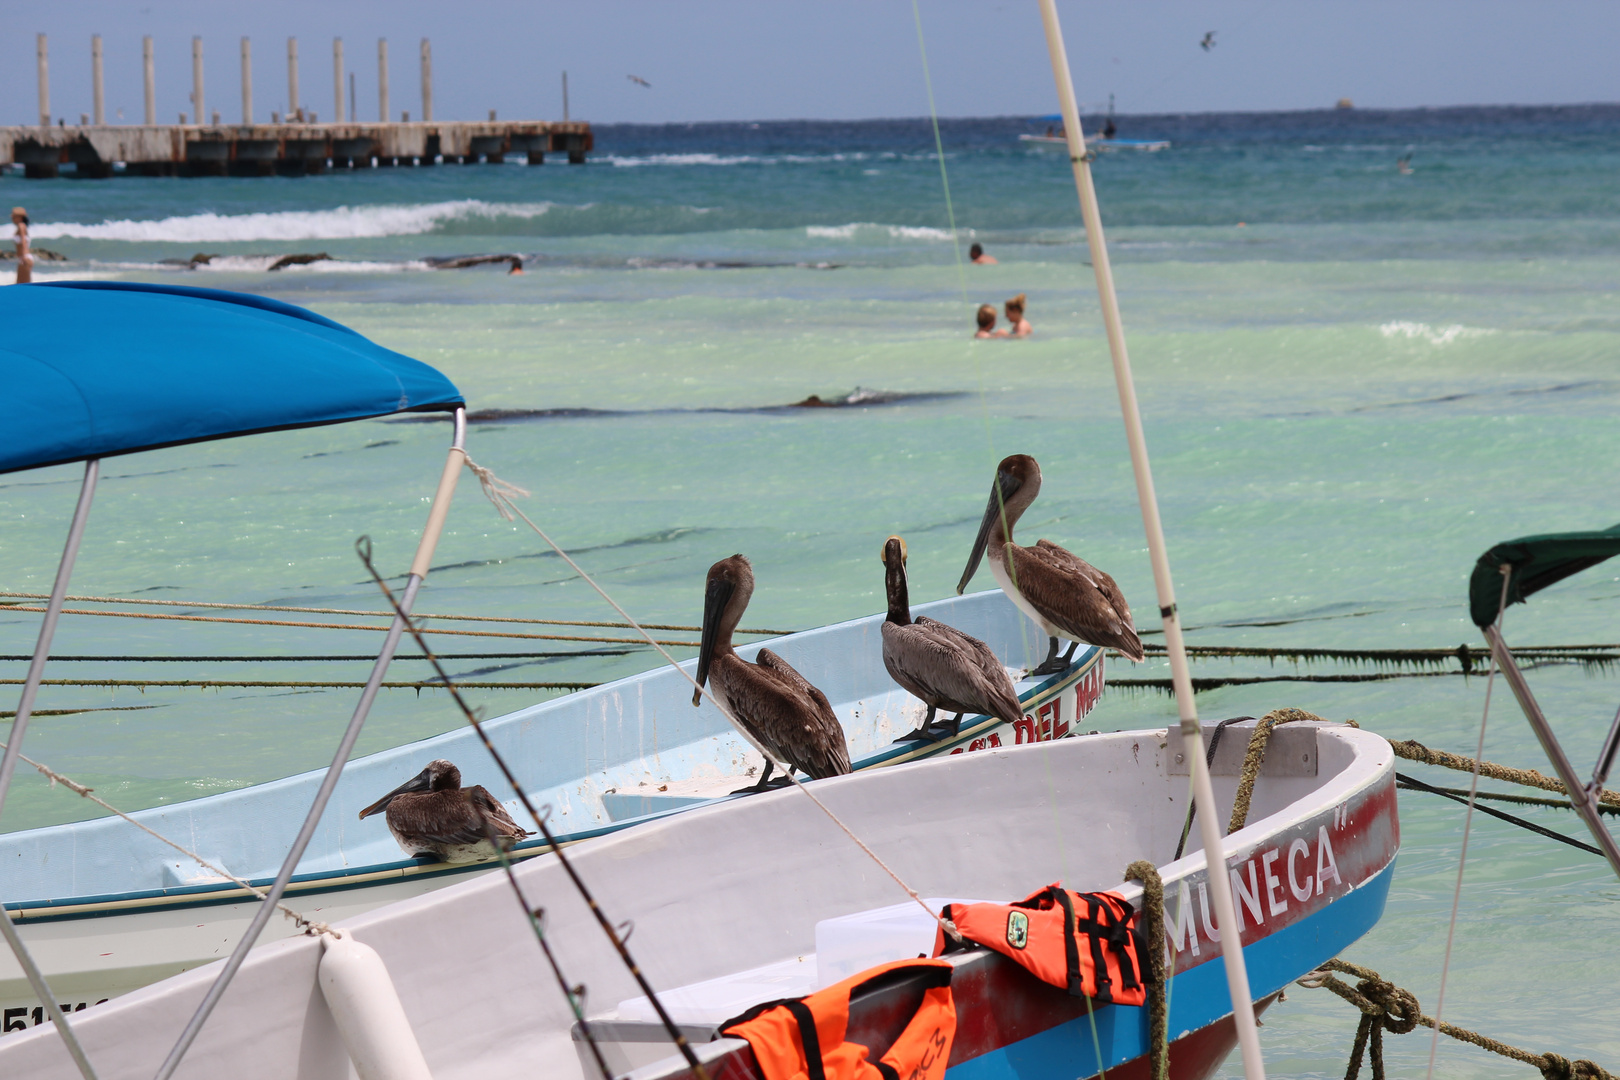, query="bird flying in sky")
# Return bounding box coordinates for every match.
[627,75,652,88]
[1200,31,1217,51]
